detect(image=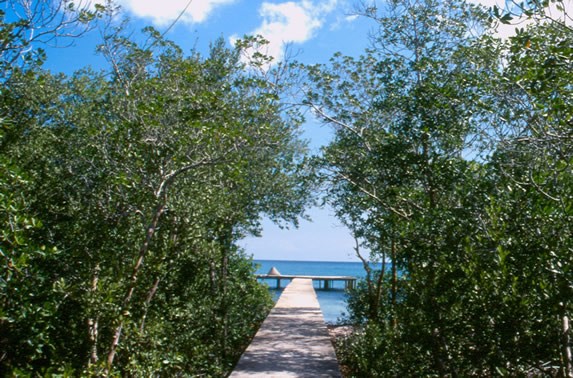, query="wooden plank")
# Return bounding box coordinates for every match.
[230,278,342,377]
